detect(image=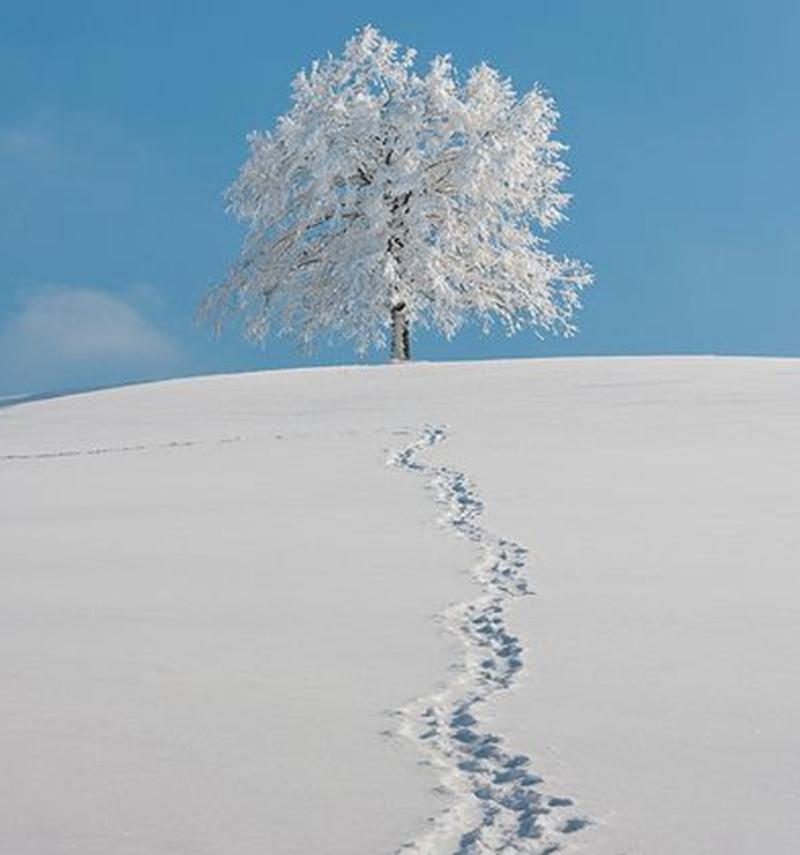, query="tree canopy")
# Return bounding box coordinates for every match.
[202,26,591,359]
